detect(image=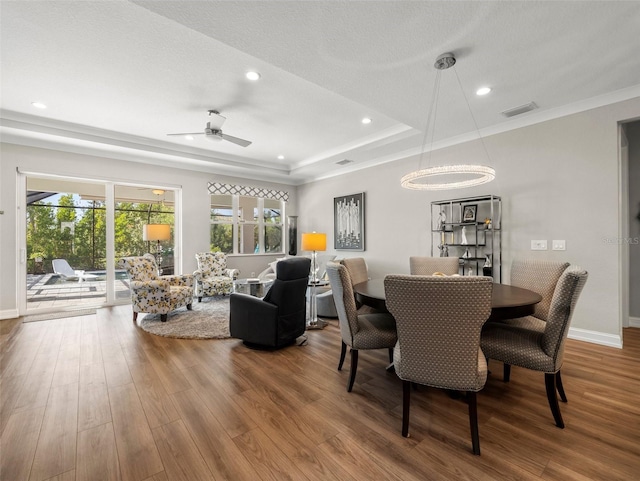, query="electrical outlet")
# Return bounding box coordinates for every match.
[531,240,548,250]
[552,240,566,251]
